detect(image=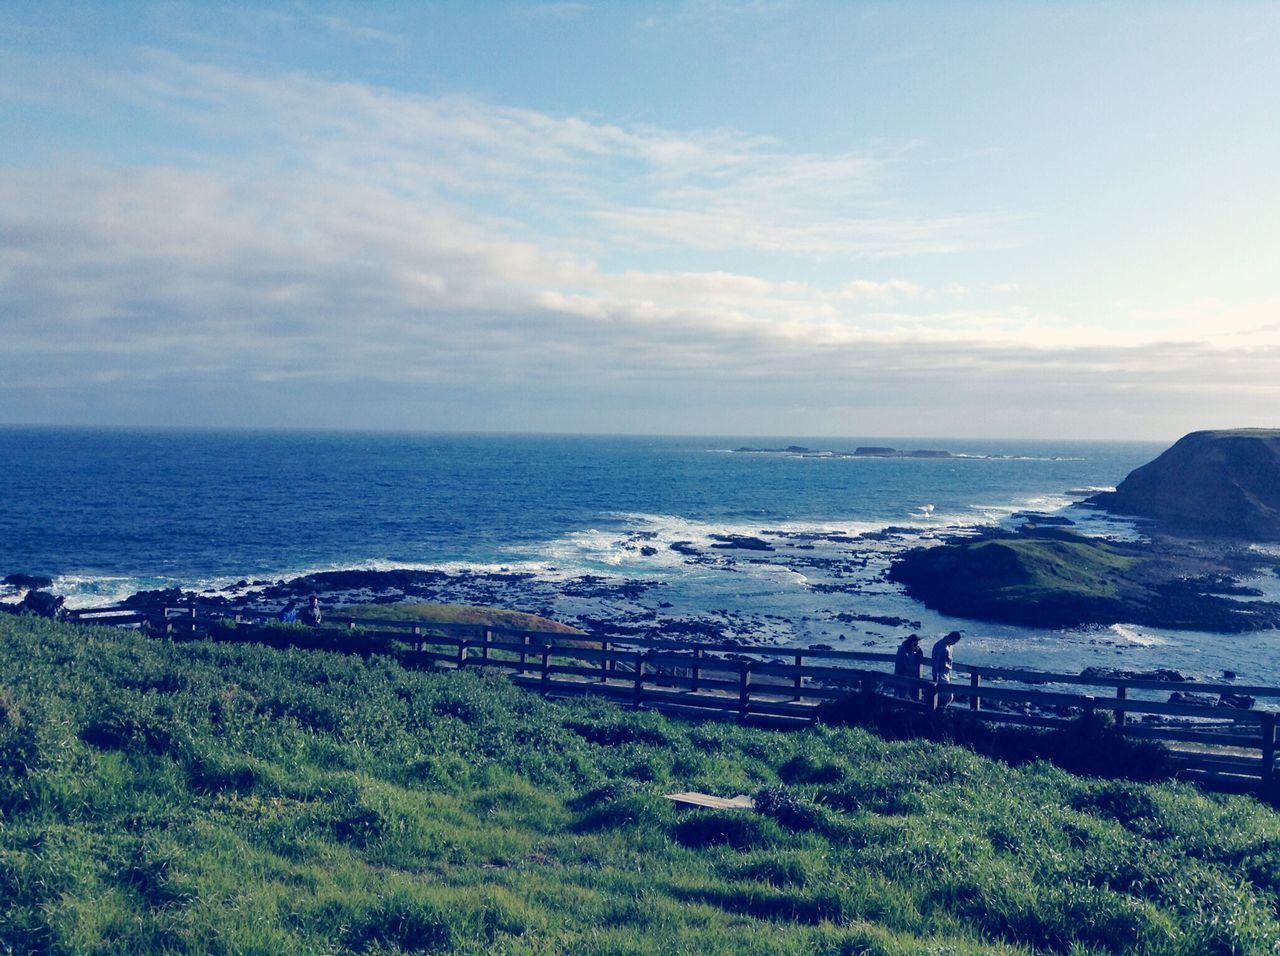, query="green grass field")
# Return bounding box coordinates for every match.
[2,612,1279,954]
[966,538,1136,600]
